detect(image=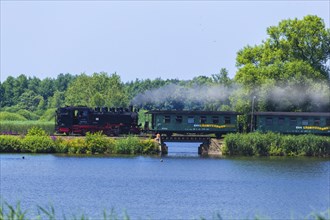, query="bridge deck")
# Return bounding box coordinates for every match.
[159,135,211,143]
